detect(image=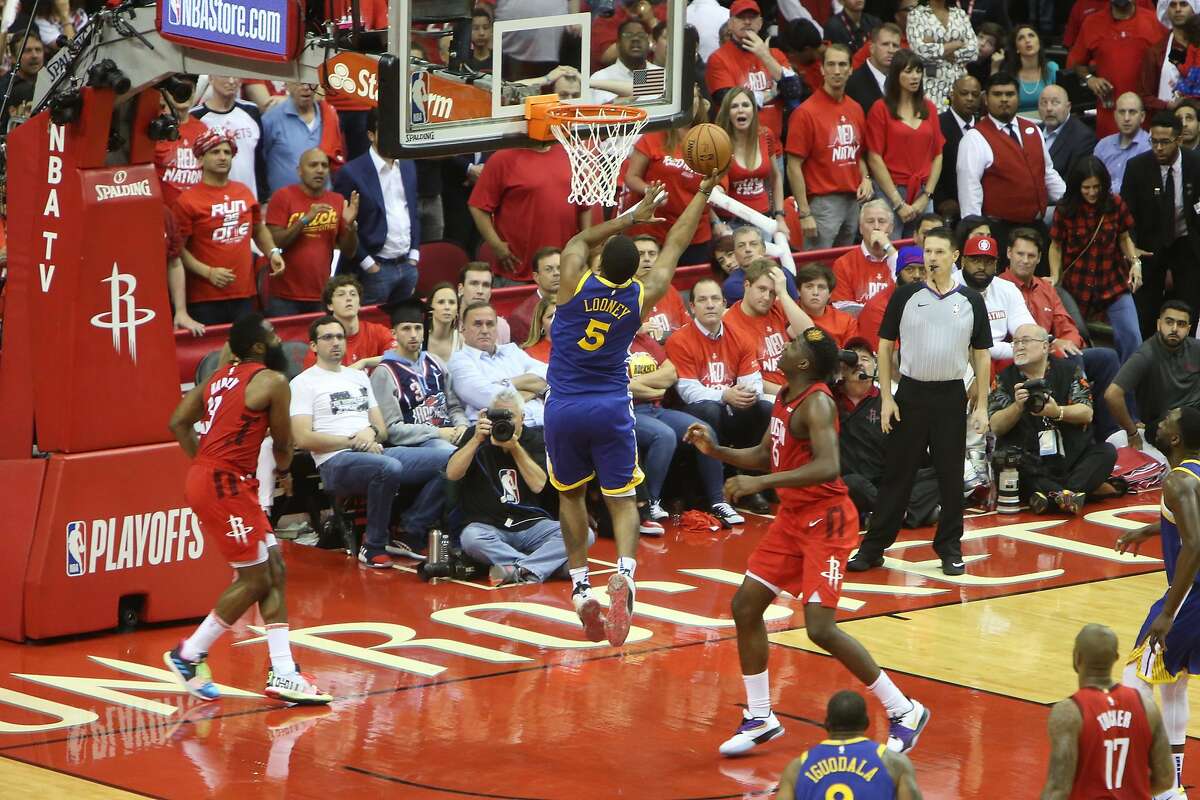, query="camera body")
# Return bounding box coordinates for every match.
[418,547,486,581]
[488,408,516,443]
[1022,378,1051,414]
